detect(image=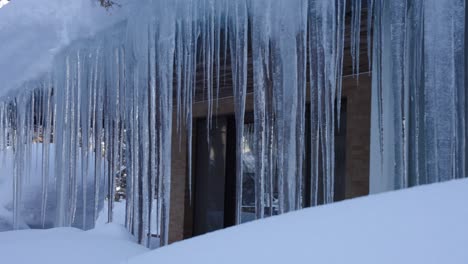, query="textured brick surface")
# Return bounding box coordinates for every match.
[169,114,188,243]
[342,74,371,198]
